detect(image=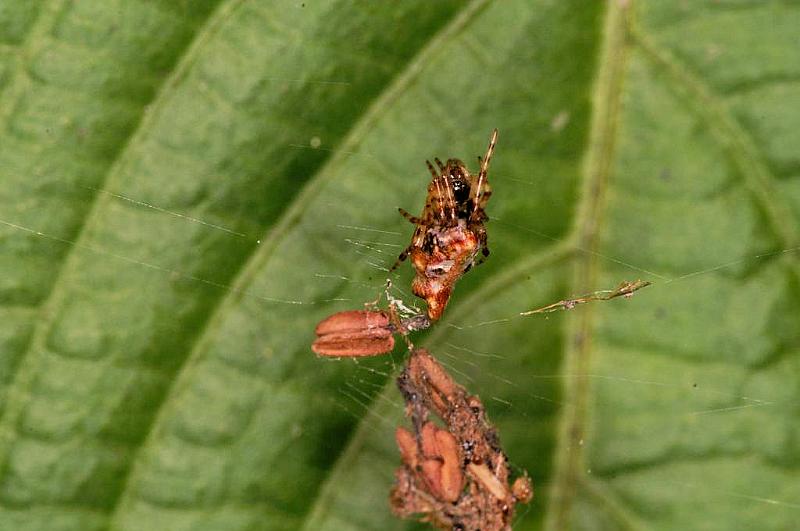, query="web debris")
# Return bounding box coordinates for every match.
[392,348,532,530]
[519,279,651,315]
